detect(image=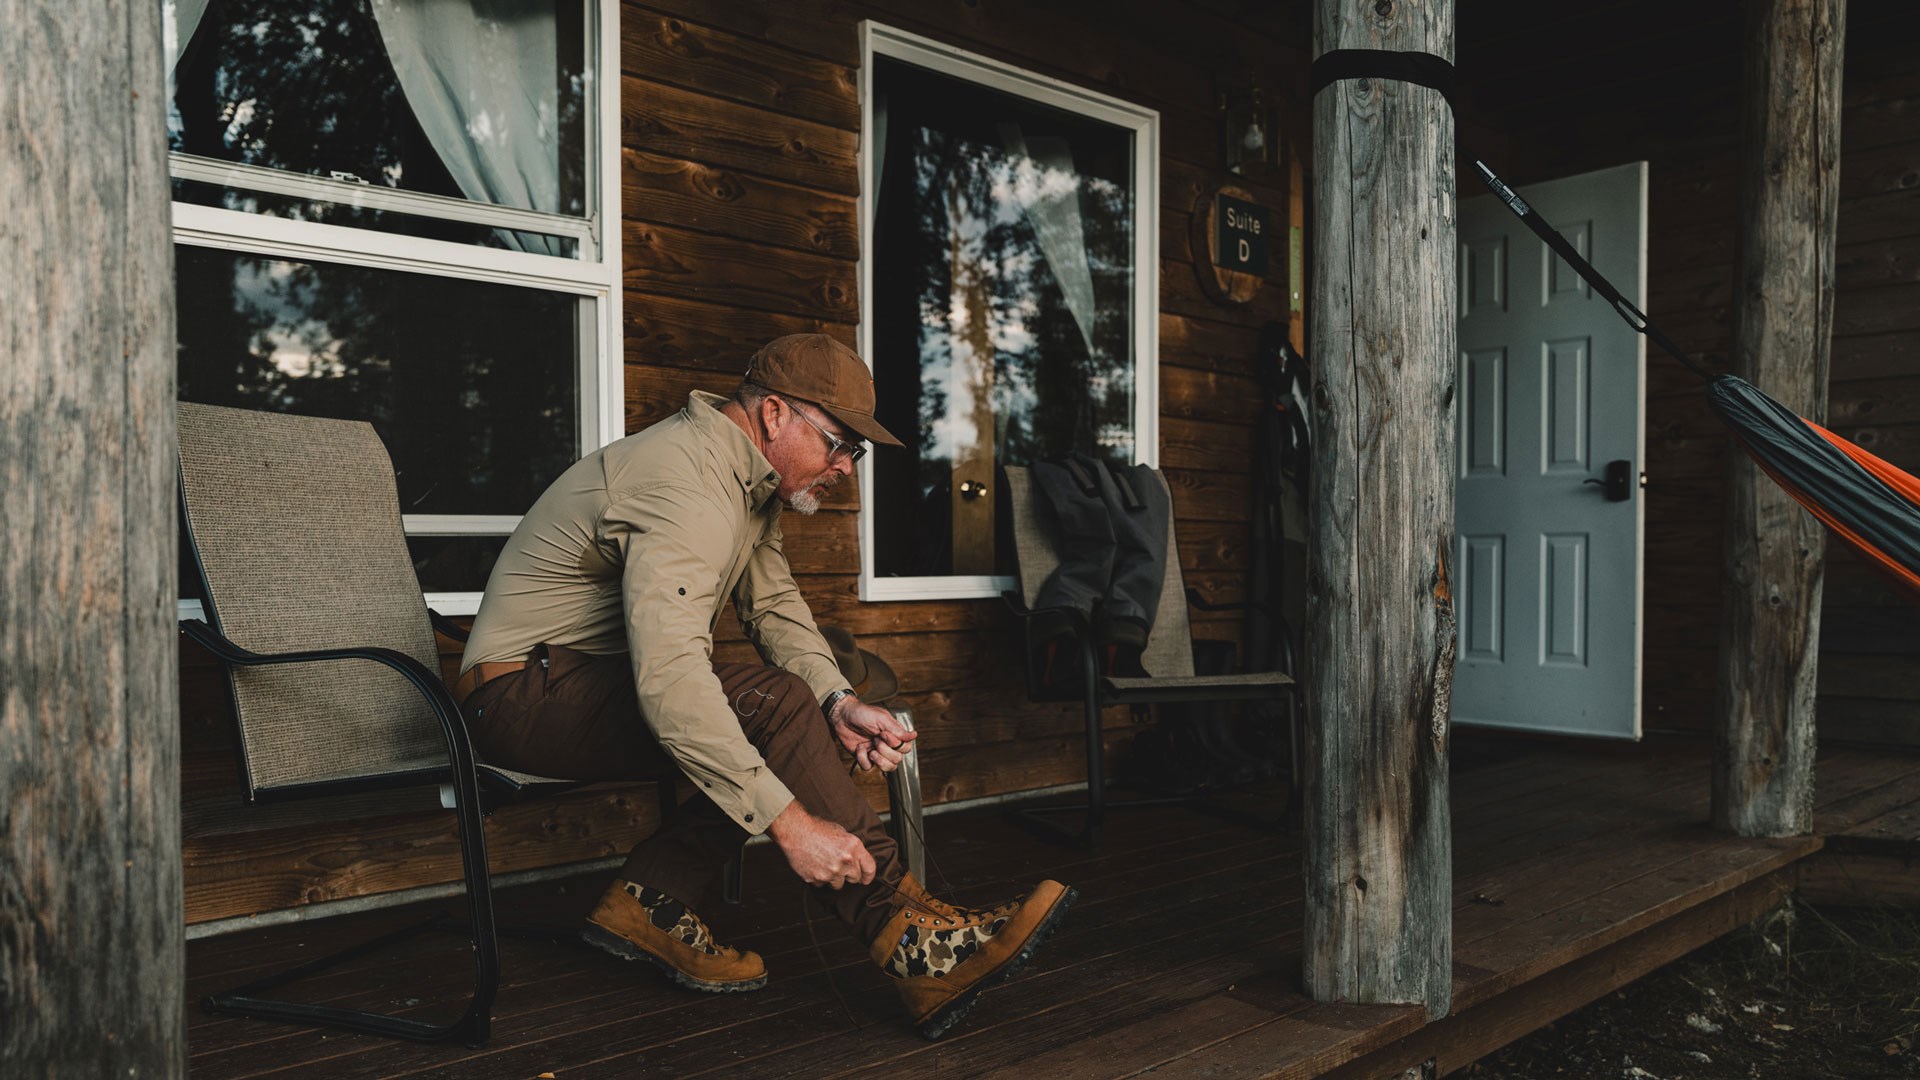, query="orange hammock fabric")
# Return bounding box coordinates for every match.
[1710,375,1920,607]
